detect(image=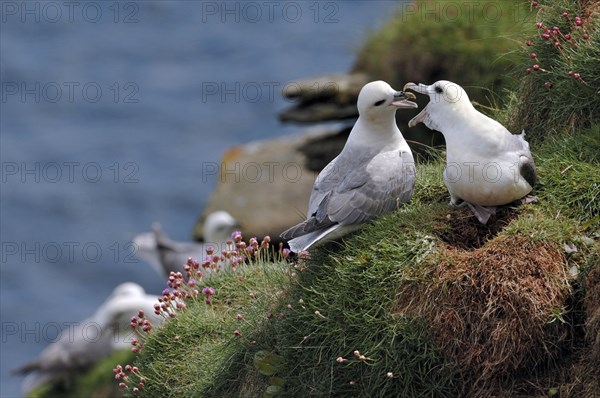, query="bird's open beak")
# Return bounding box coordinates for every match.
[403,83,430,128]
[391,91,418,109]
[403,82,429,95]
[408,107,429,128]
